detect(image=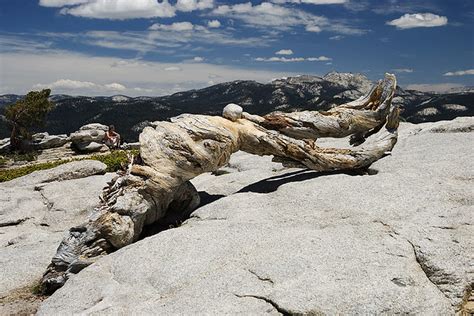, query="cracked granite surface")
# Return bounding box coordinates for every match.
[36,118,473,315]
